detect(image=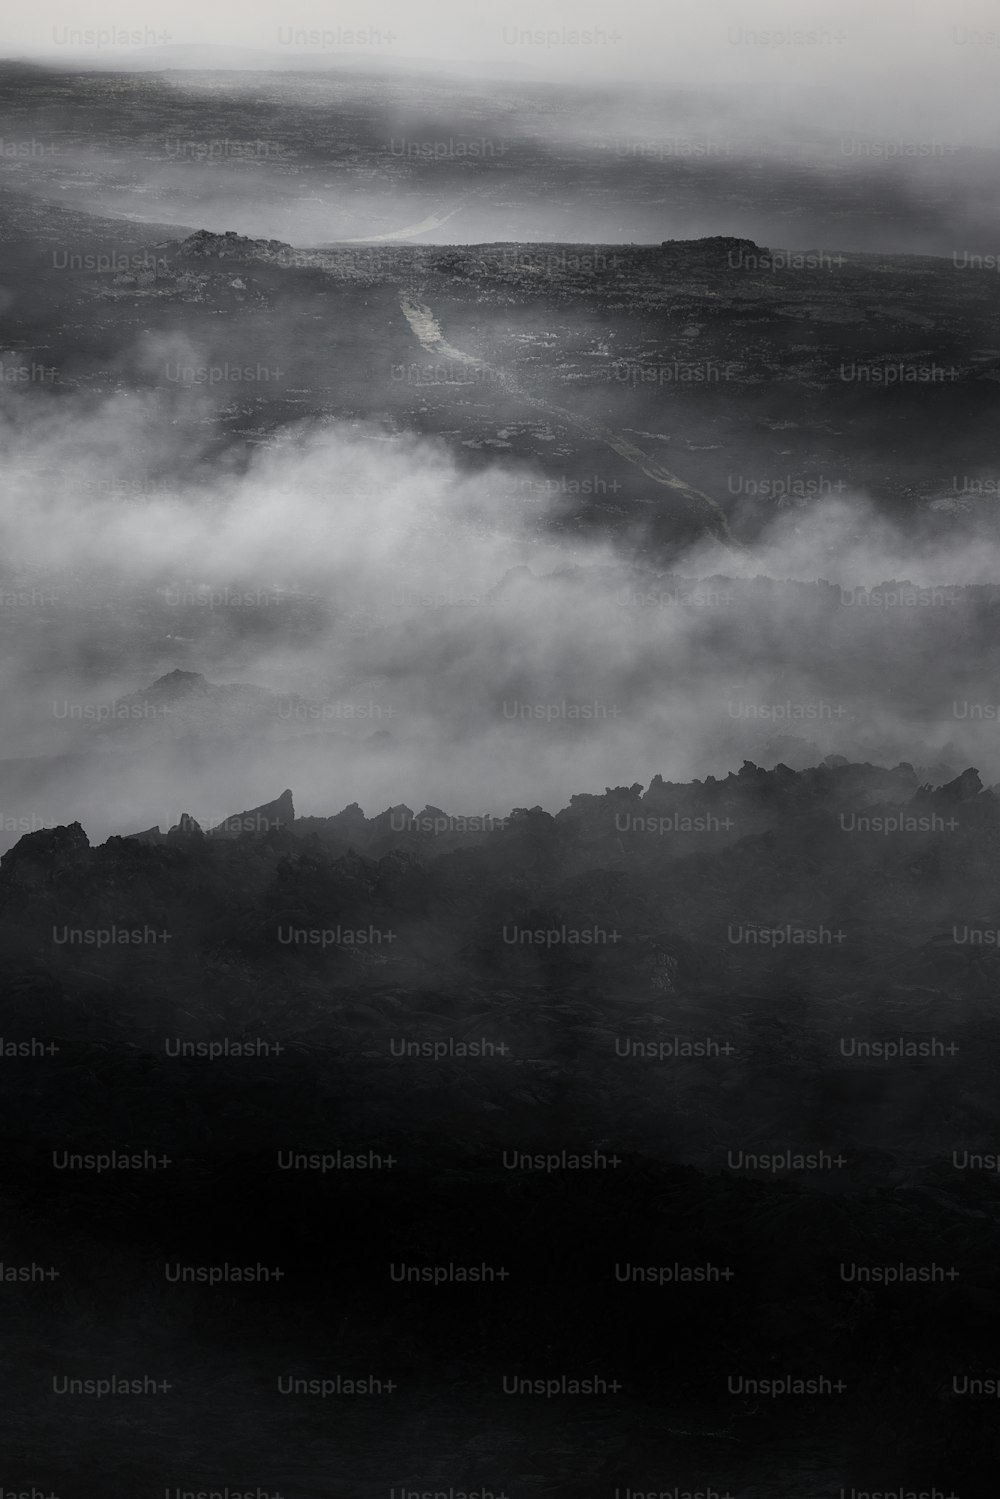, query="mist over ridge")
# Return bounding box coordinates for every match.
[3,26,1000,1489]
